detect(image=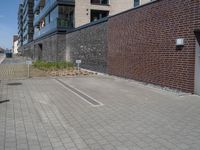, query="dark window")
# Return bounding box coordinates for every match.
[91,0,109,5]
[134,0,140,7]
[58,5,74,27]
[90,10,109,22]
